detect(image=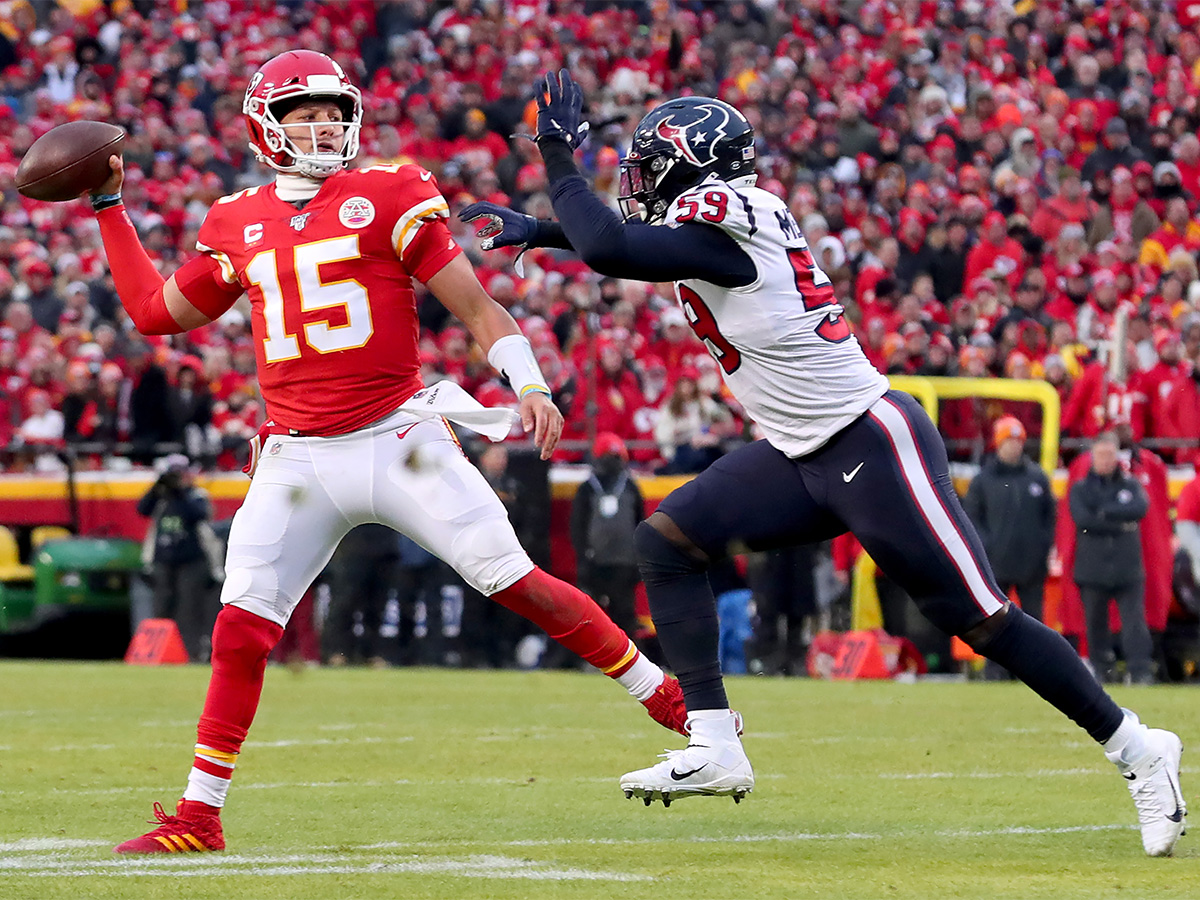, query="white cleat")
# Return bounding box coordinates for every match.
[620,710,753,807]
[1116,728,1187,857]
